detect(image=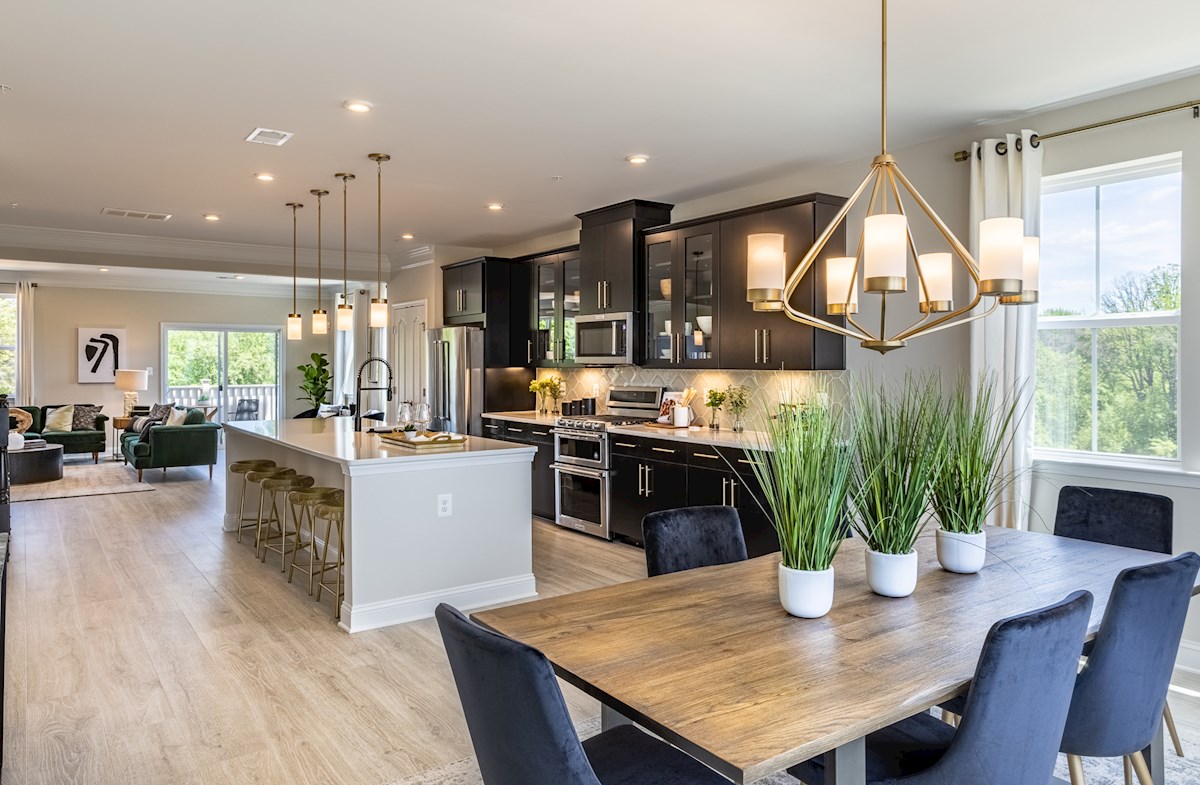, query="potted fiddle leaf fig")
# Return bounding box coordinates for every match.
[929,374,1020,574]
[297,352,332,410]
[749,383,853,618]
[849,374,946,598]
